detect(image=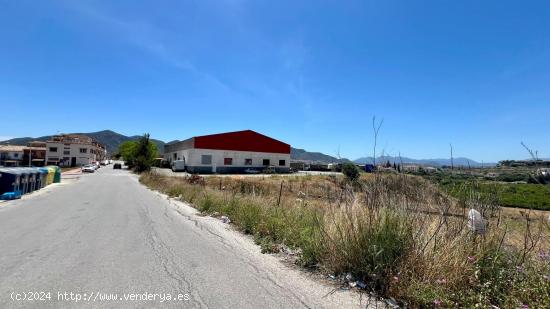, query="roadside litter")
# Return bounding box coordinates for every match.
[220,216,231,224]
